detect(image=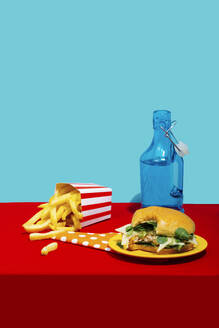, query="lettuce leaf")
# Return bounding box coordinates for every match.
[125,225,133,233]
[117,241,123,249]
[125,225,133,236]
[135,241,154,246]
[133,221,157,232]
[174,227,190,241]
[157,236,168,244]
